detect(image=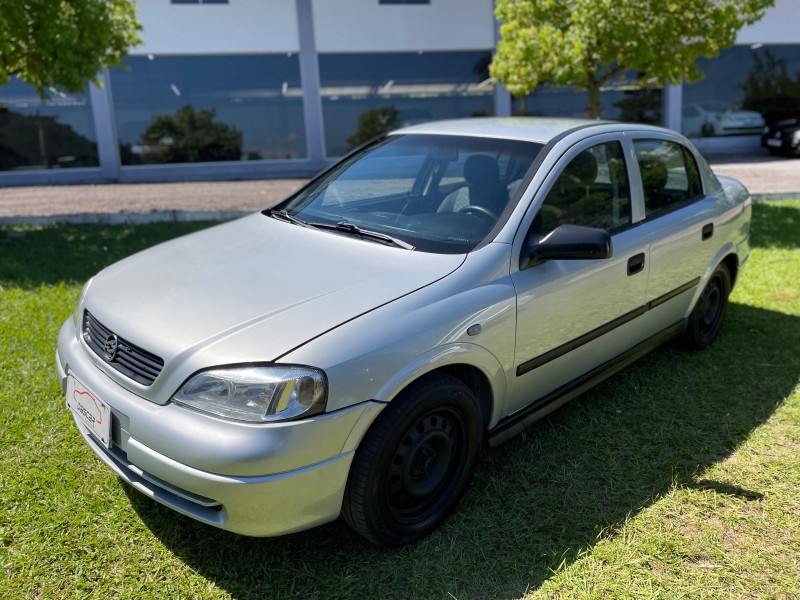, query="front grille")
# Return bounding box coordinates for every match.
[83,311,164,386]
